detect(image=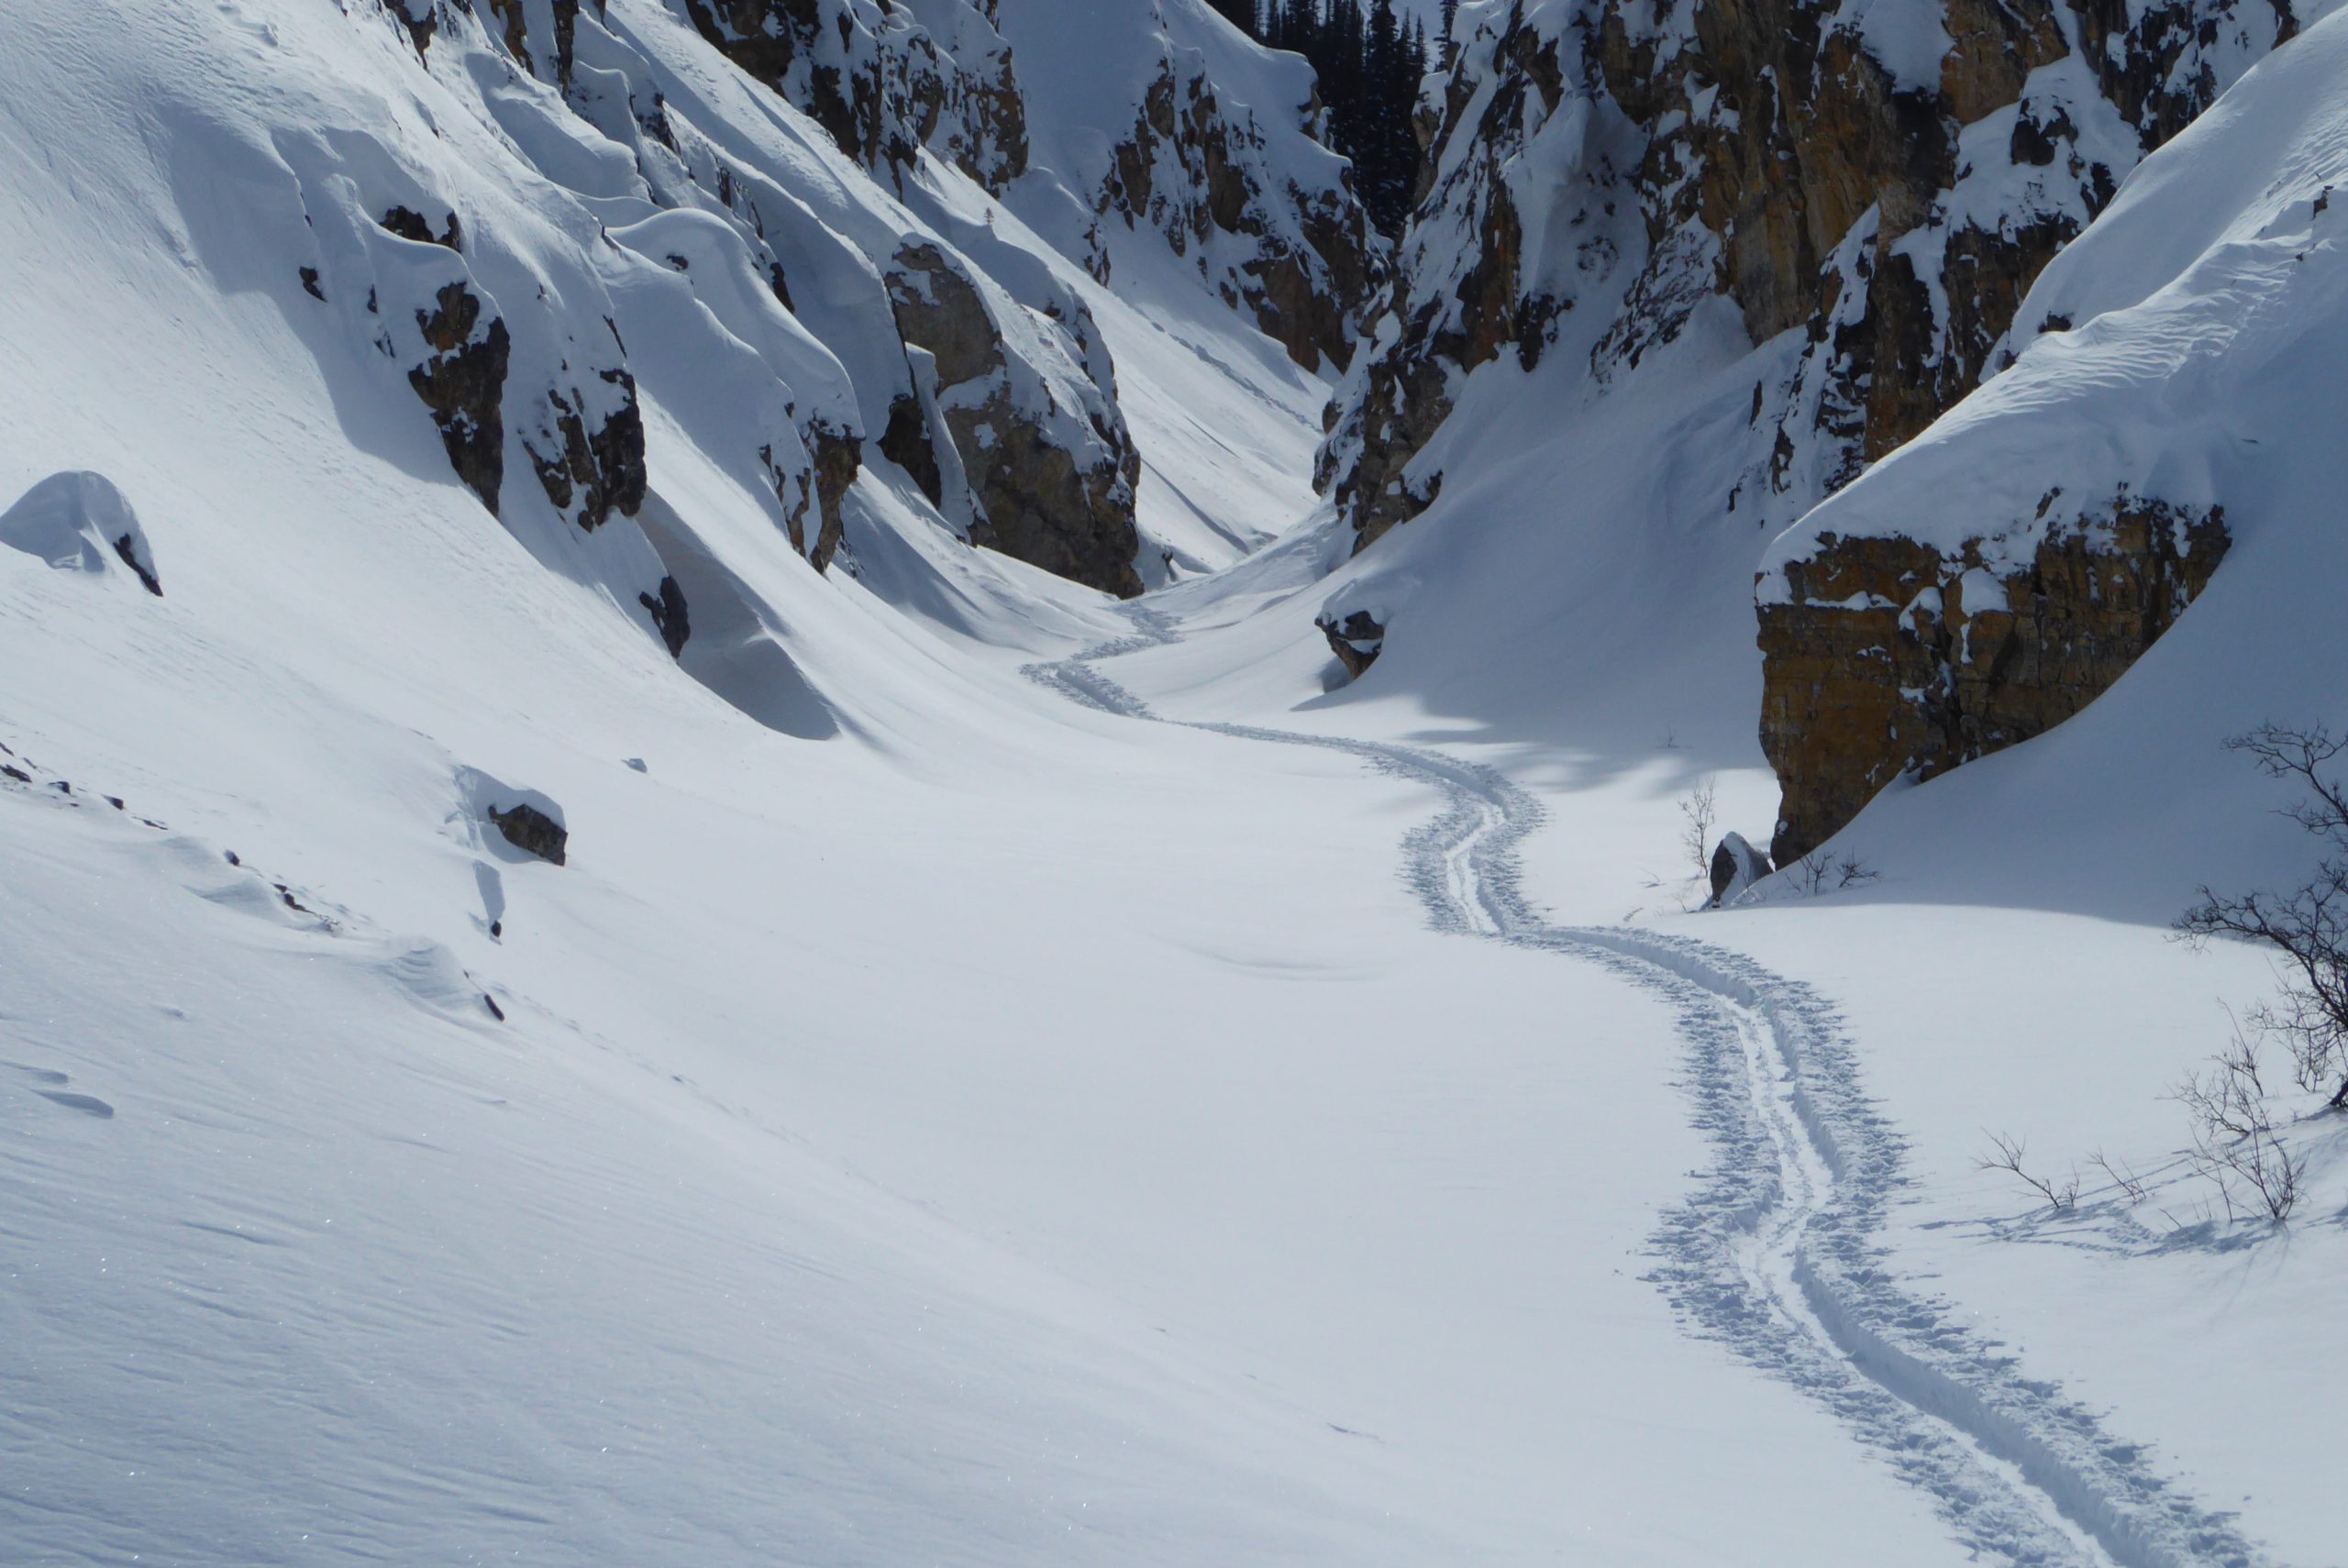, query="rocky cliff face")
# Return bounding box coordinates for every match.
[1320,0,2309,849]
[1091,42,1379,372]
[1760,496,2231,863]
[371,0,1356,604]
[884,241,1143,596]
[361,0,1368,610]
[995,0,1382,381]
[677,0,1029,192]
[1324,0,2305,551]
